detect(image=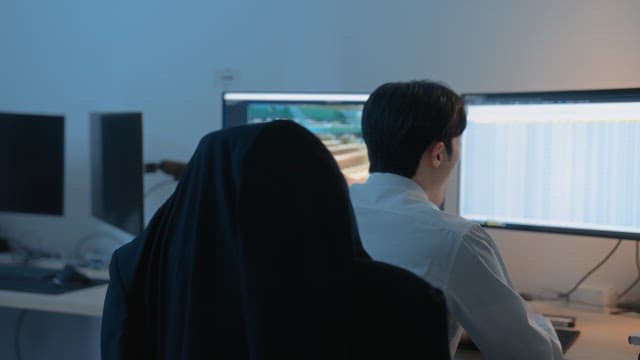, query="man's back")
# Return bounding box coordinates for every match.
[350,173,563,359]
[350,173,472,289]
